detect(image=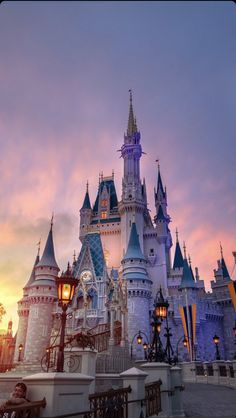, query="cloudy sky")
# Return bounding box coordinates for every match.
[0,1,236,332]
